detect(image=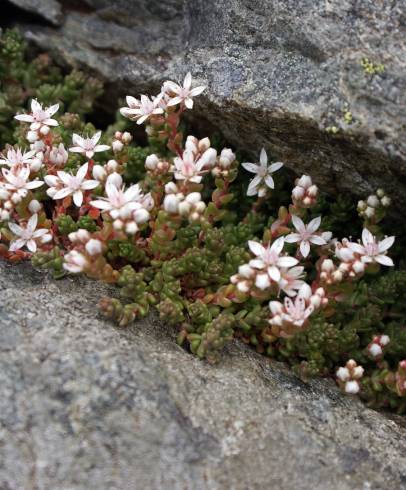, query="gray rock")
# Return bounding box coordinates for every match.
[0,259,405,489]
[8,0,63,26]
[6,0,406,212]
